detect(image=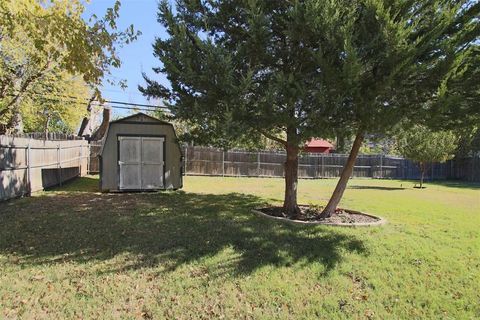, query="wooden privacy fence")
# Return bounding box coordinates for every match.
[88,141,102,174]
[86,144,480,181]
[0,135,89,201]
[183,146,479,181]
[448,155,480,182]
